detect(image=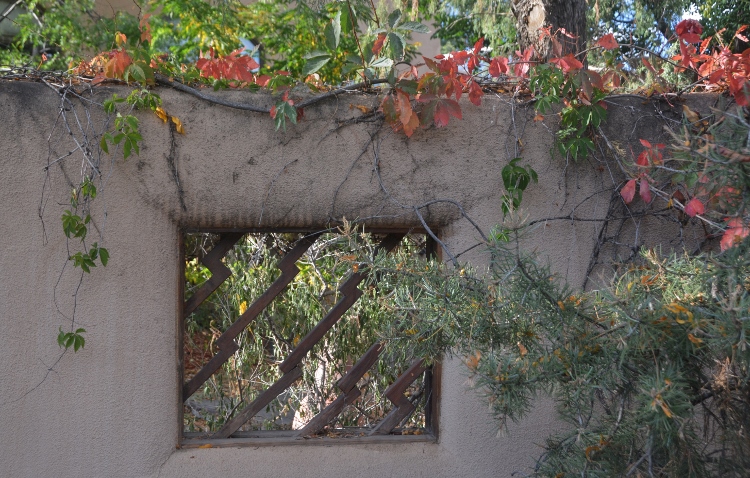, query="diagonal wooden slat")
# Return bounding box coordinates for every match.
[184,233,244,319]
[279,234,405,374]
[295,342,384,437]
[336,342,384,393]
[369,359,427,435]
[213,366,304,439]
[182,233,321,401]
[296,388,362,438]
